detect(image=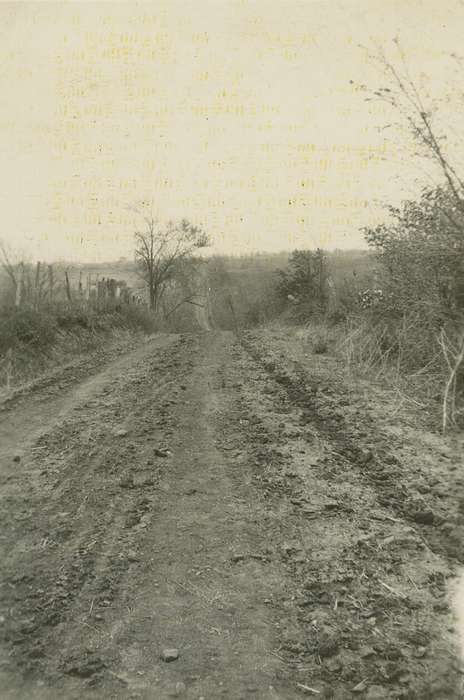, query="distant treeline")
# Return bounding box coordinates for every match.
[204,249,373,329]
